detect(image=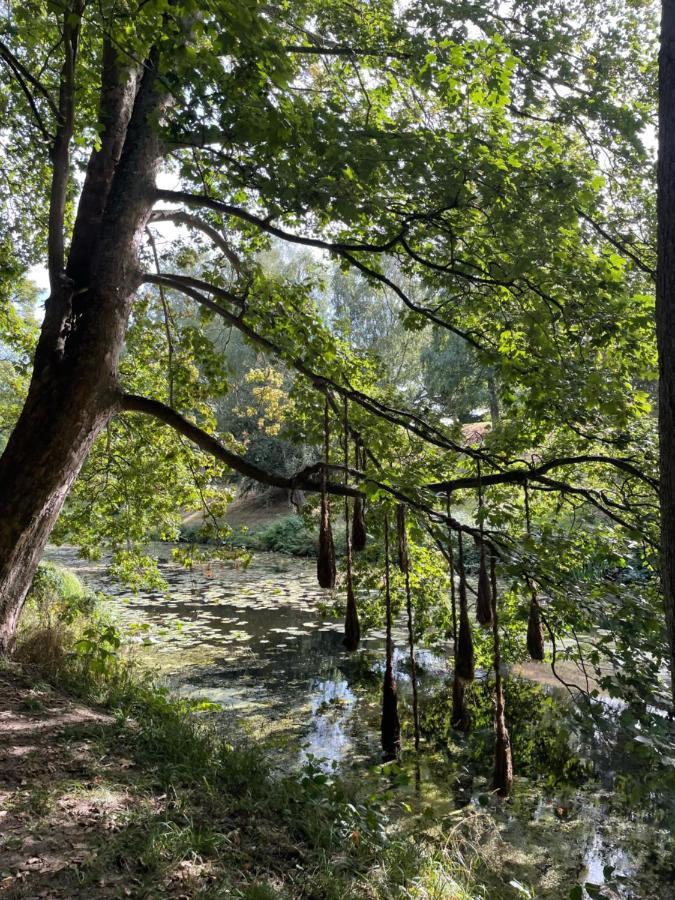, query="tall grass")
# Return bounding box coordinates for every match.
[11,563,484,899]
